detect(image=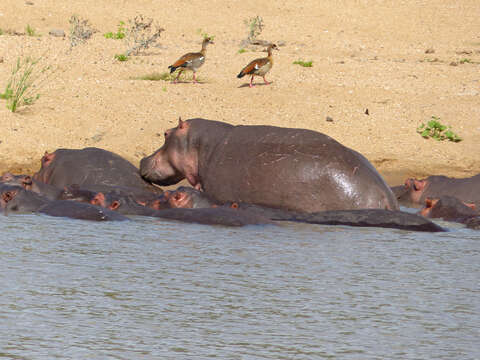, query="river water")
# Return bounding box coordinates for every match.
[0,213,479,359]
